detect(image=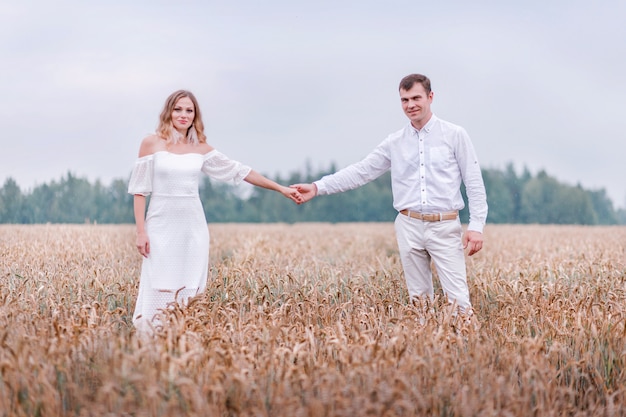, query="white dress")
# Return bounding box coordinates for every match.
[128,150,251,331]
